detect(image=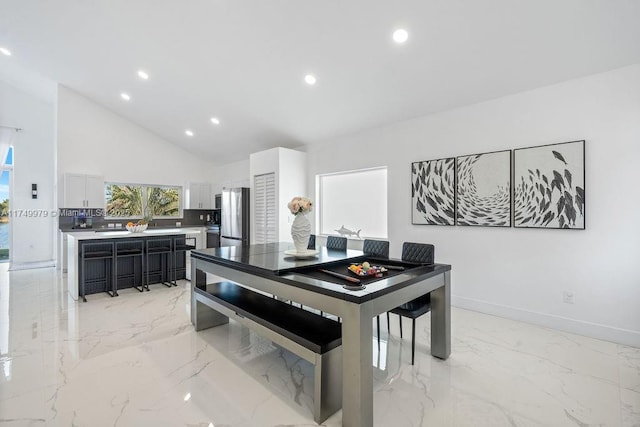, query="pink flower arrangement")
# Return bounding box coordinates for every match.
[288,196,312,215]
